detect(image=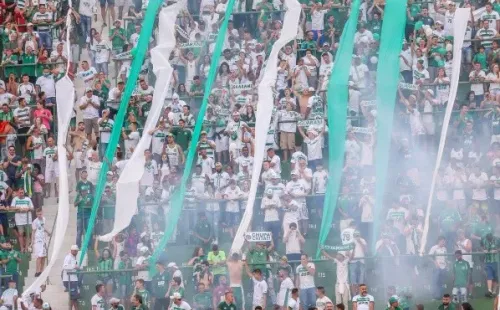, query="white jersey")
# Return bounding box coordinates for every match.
[43,146,57,169]
[352,294,375,310]
[296,263,316,289]
[91,294,106,310]
[166,144,180,167]
[277,277,294,306]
